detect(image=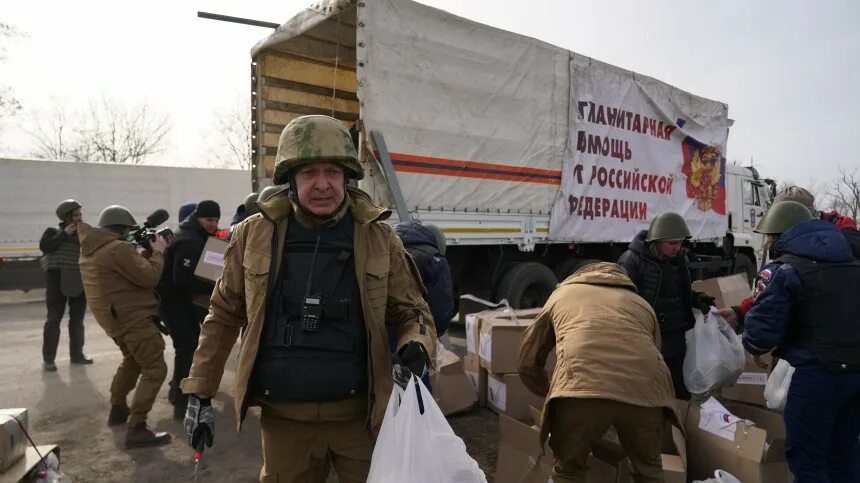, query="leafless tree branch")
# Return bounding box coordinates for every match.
[205,97,252,170]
